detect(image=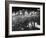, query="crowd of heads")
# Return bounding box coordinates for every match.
[12,8,40,16]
